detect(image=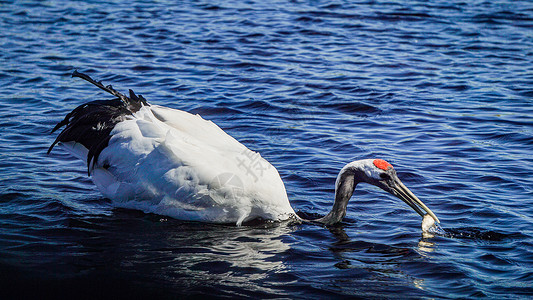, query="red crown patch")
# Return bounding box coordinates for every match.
[373,159,393,170]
